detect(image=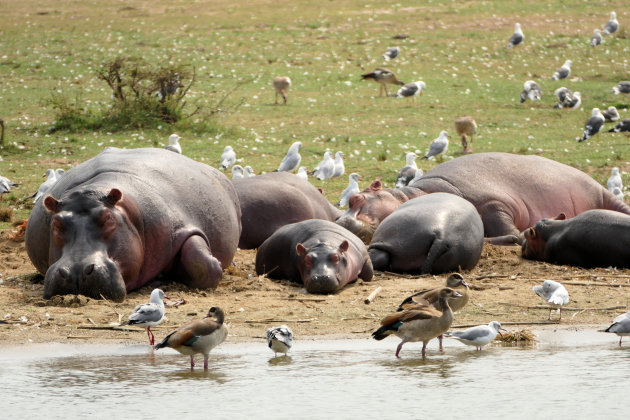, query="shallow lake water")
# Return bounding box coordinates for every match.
[1,329,628,419]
